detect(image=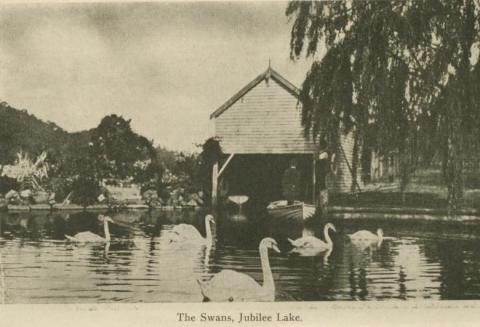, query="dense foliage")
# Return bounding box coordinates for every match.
[0,103,160,202]
[286,0,480,211]
[155,138,222,205]
[0,102,217,206]
[90,115,159,181]
[69,156,101,207]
